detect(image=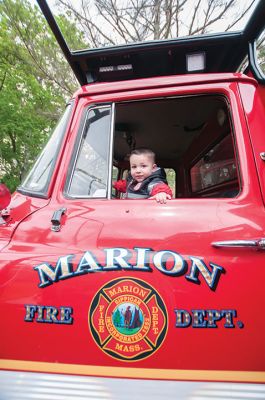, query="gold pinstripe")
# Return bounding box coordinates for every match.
[1,360,264,383]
